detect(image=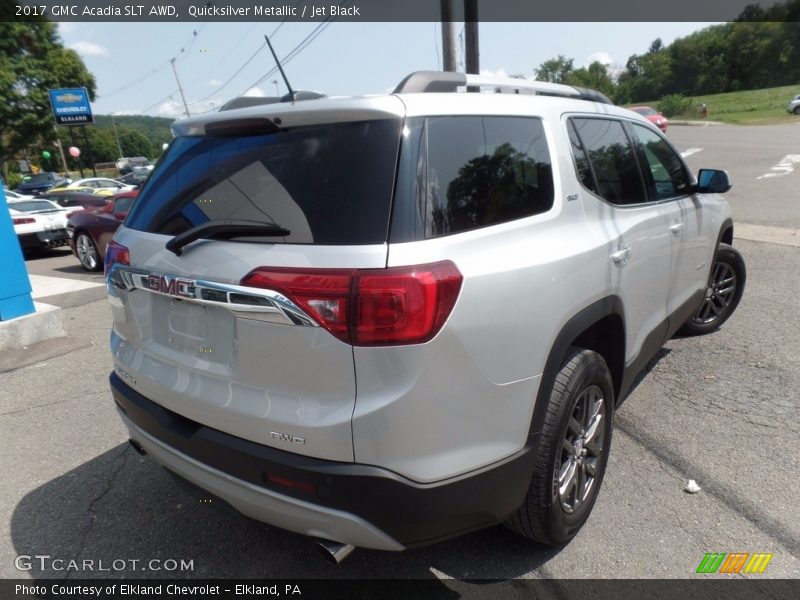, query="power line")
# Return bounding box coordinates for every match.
[237,17,335,98]
[99,25,205,100]
[188,40,268,106]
